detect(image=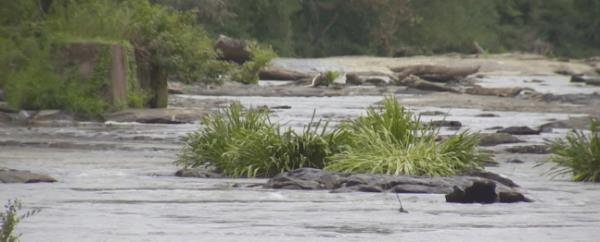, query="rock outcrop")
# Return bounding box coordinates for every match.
[0,168,57,183]
[265,168,529,203]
